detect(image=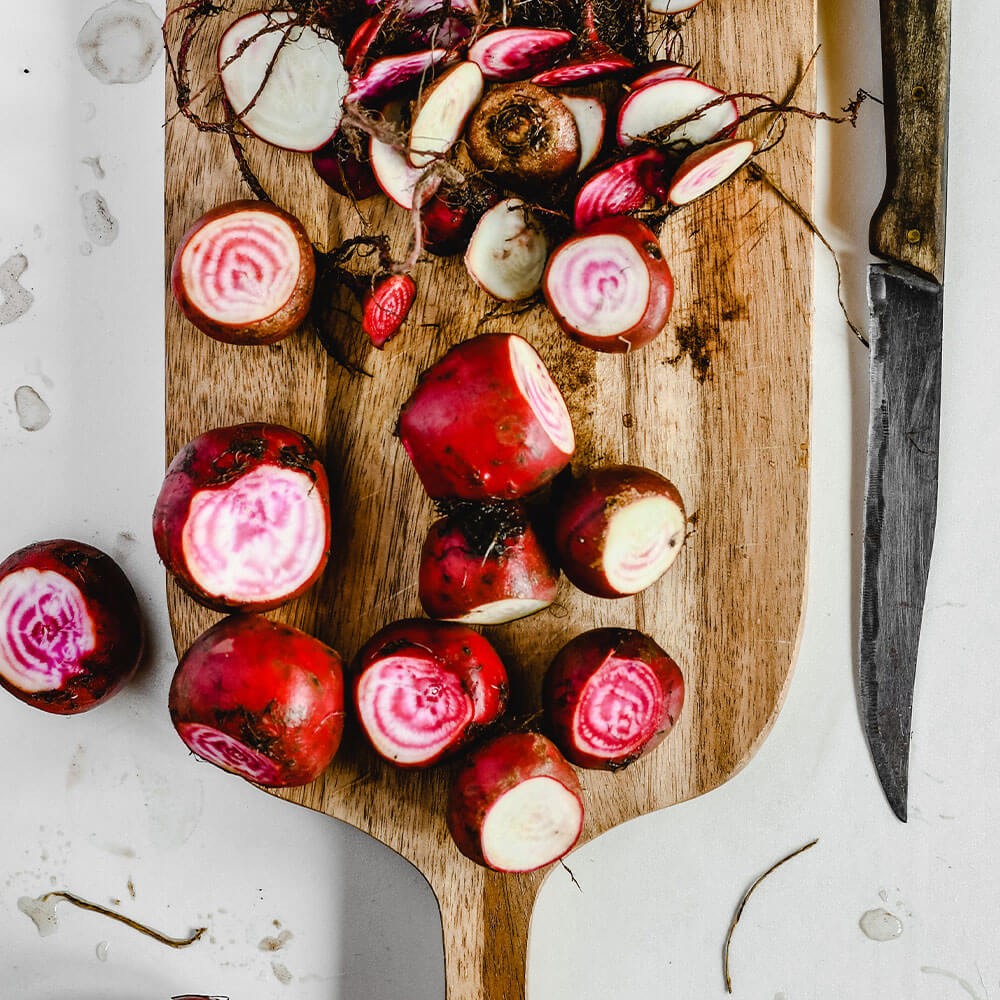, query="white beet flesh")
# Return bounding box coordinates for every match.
[617,77,737,148]
[545,234,650,339]
[464,199,548,301]
[646,0,704,11]
[508,335,576,456]
[181,464,328,606]
[560,95,606,172]
[178,209,303,325]
[450,597,553,626]
[219,12,348,152]
[668,138,755,206]
[602,495,687,593]
[409,62,484,168]
[177,722,283,783]
[370,104,442,208]
[0,569,95,694]
[480,776,584,871]
[356,655,474,764]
